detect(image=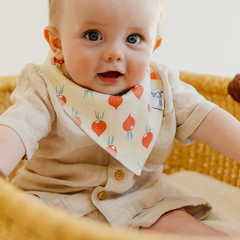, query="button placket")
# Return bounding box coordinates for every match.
[115,171,124,180]
[98,191,106,200]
